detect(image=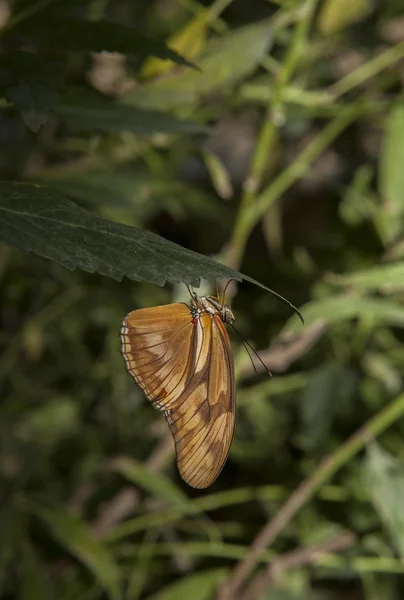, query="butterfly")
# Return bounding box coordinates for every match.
[120,287,237,488]
[121,285,302,489]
